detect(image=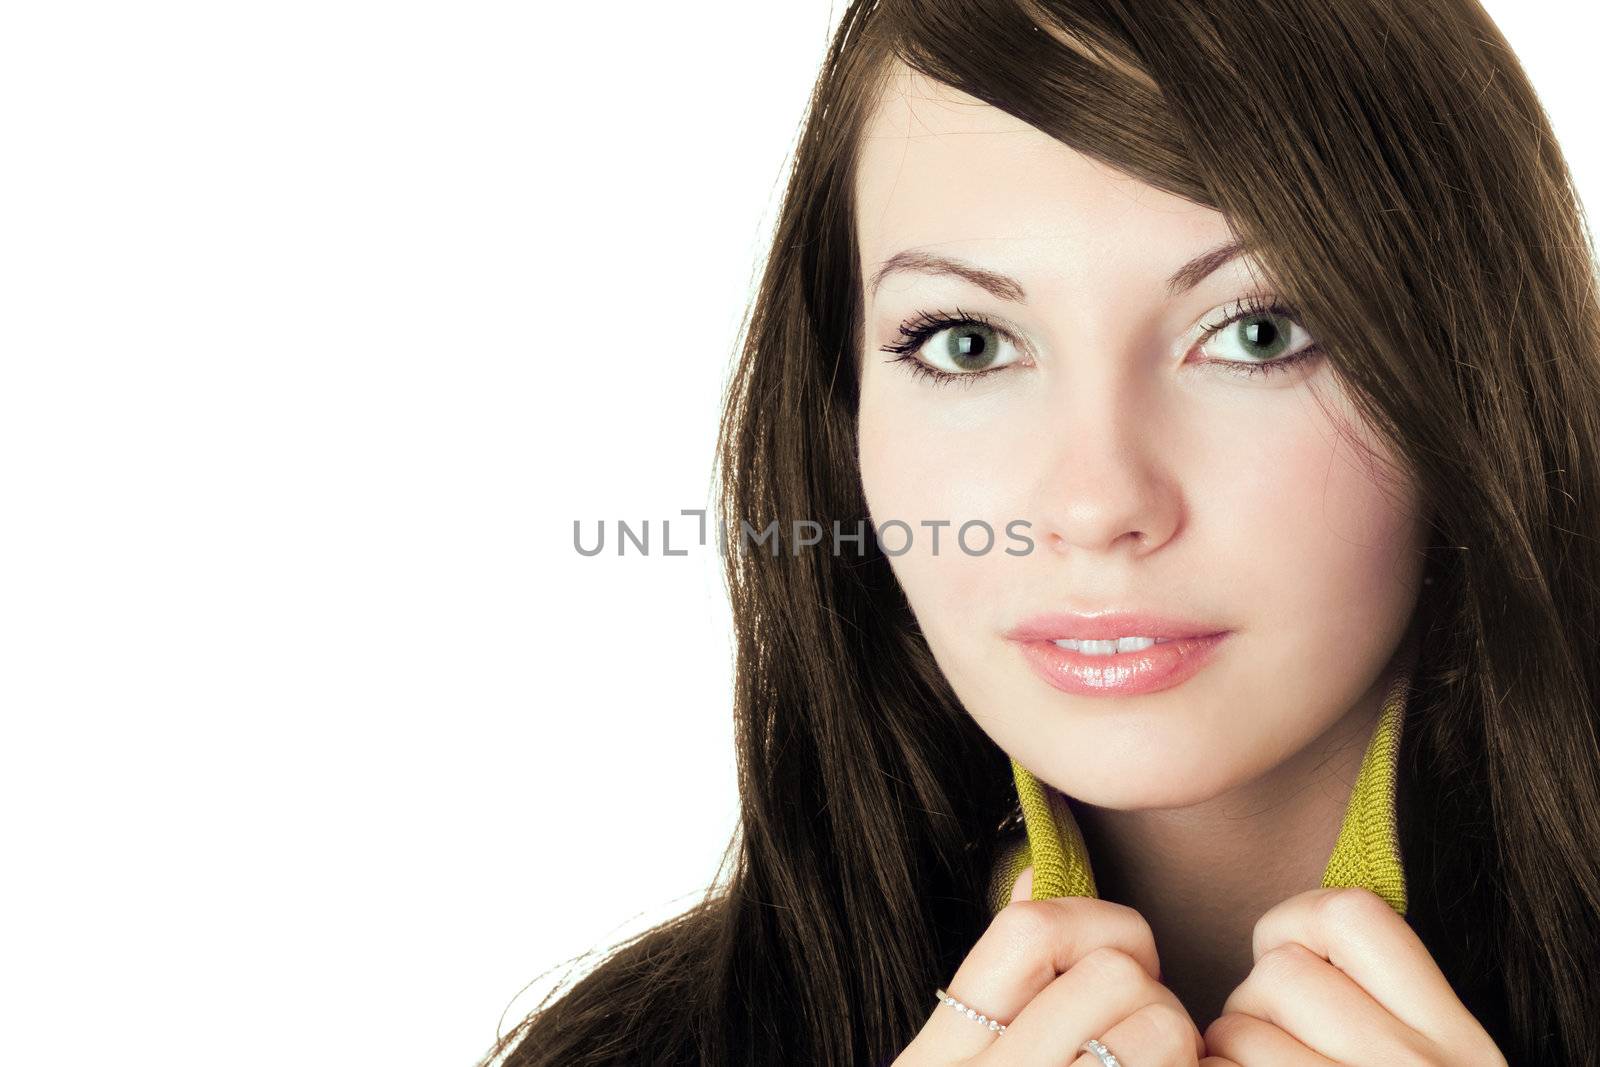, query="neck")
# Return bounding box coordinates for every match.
[1065,661,1401,1029]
